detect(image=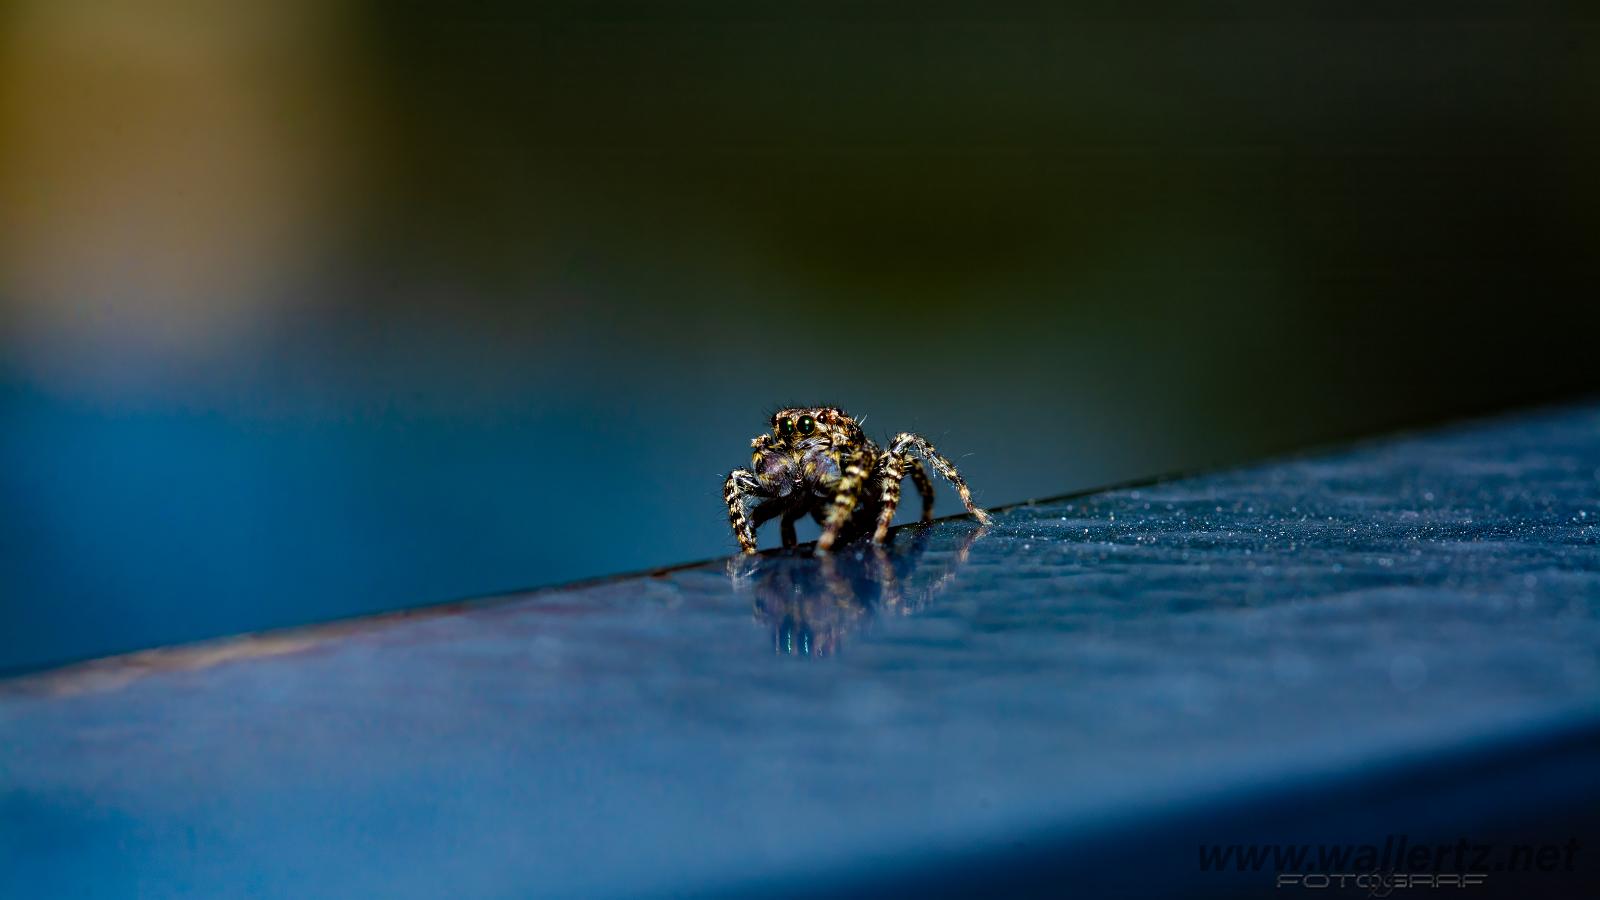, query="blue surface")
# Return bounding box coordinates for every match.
[3,405,1599,897]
